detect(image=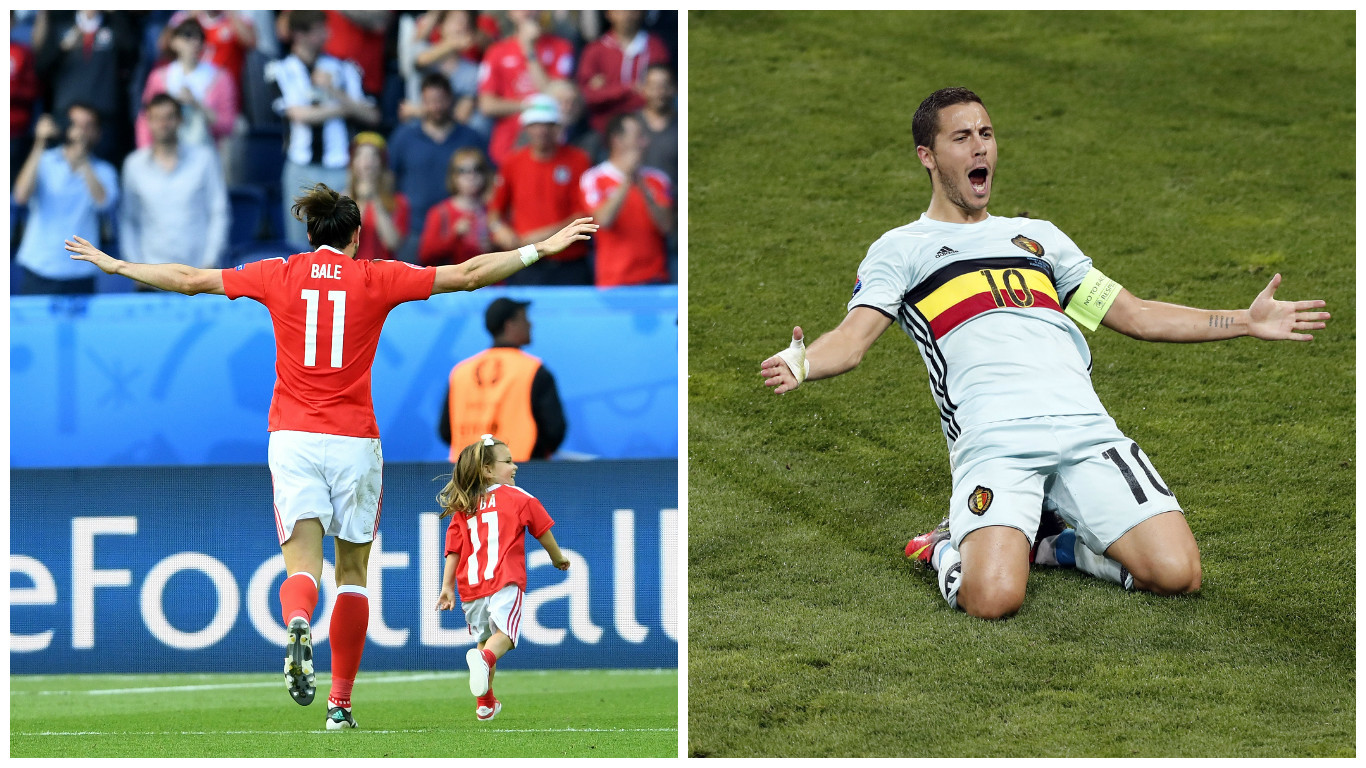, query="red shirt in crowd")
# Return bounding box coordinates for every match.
[419,199,490,267]
[221,246,435,437]
[323,10,388,97]
[10,41,38,137]
[352,195,410,263]
[576,31,671,134]
[477,34,575,166]
[444,483,555,602]
[579,161,672,286]
[489,144,591,263]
